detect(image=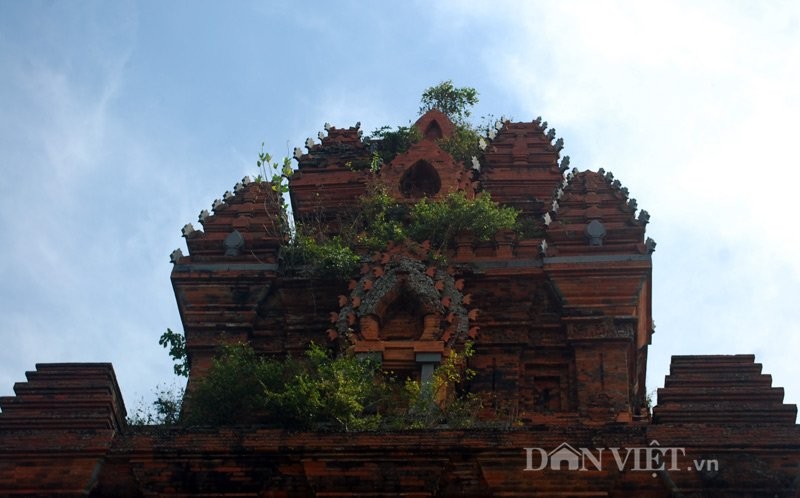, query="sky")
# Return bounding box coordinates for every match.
[1,1,799,417]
